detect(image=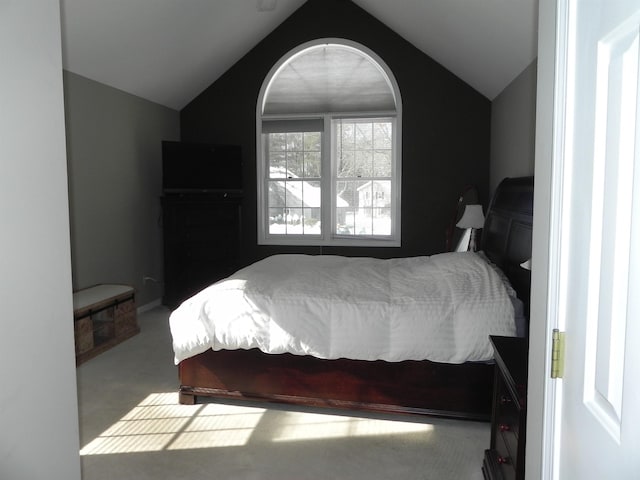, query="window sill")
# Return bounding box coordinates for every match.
[258,236,401,248]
